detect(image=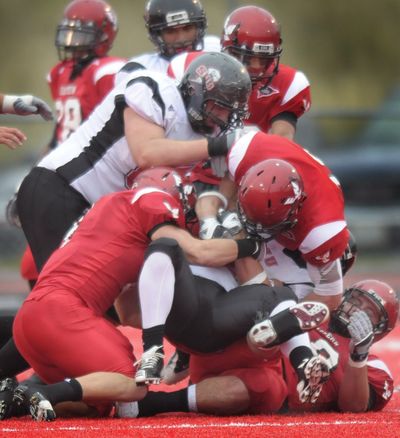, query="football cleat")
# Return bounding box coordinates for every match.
[296,355,330,404]
[13,384,56,422]
[0,377,18,420]
[161,350,190,385]
[247,301,329,349]
[134,345,164,386]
